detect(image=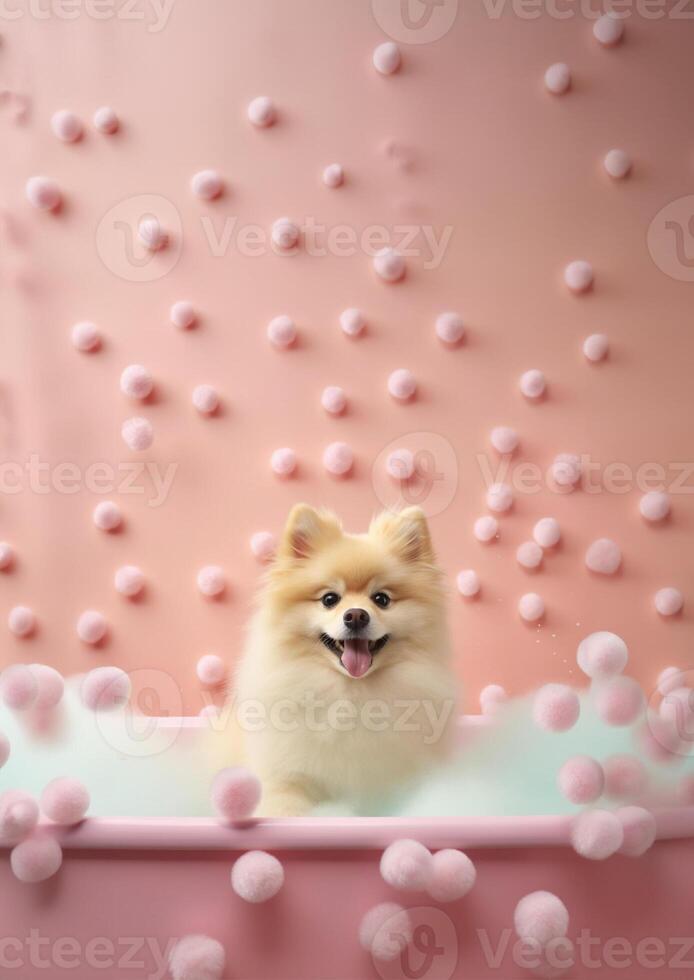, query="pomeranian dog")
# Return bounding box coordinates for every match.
[235,504,457,816]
